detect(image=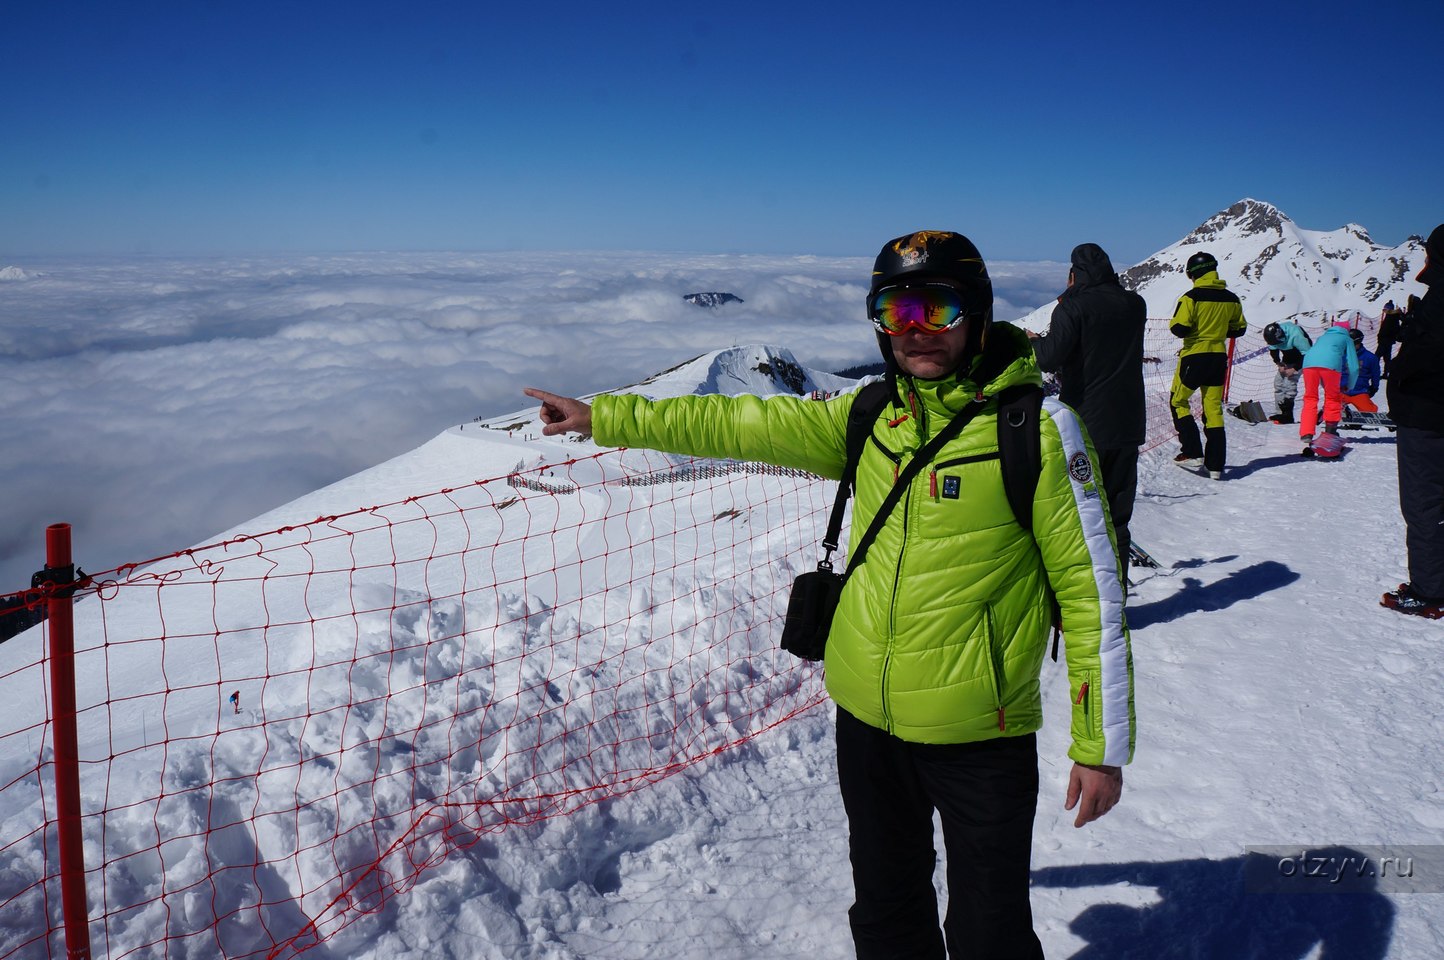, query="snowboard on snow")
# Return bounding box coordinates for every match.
[1339,410,1397,432]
